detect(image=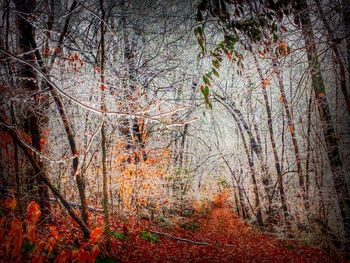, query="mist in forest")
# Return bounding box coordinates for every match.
[0,0,349,262]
